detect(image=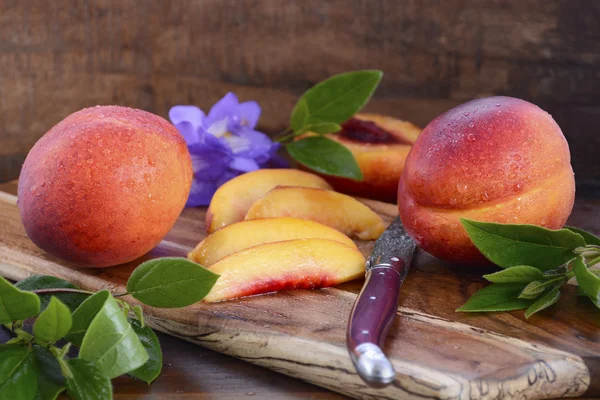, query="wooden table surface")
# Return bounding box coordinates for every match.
[0,180,346,400]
